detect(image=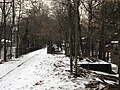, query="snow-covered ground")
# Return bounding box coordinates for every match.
[0,48,119,90]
